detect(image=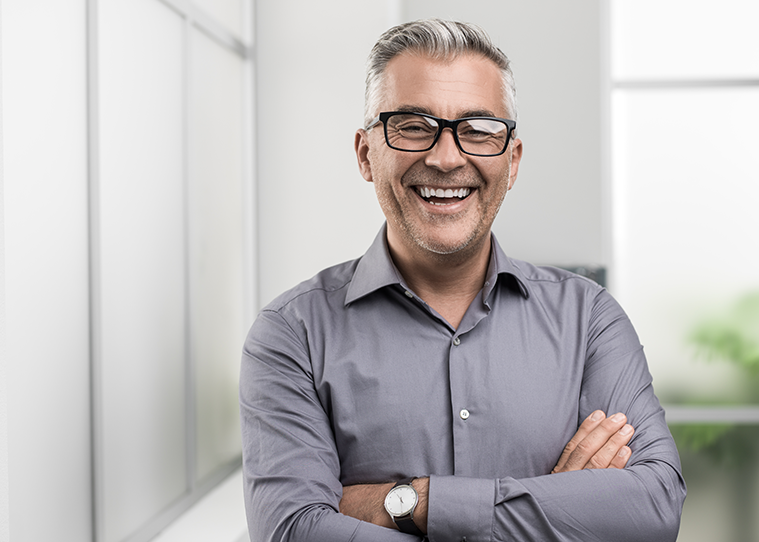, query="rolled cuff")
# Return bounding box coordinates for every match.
[427,475,495,542]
